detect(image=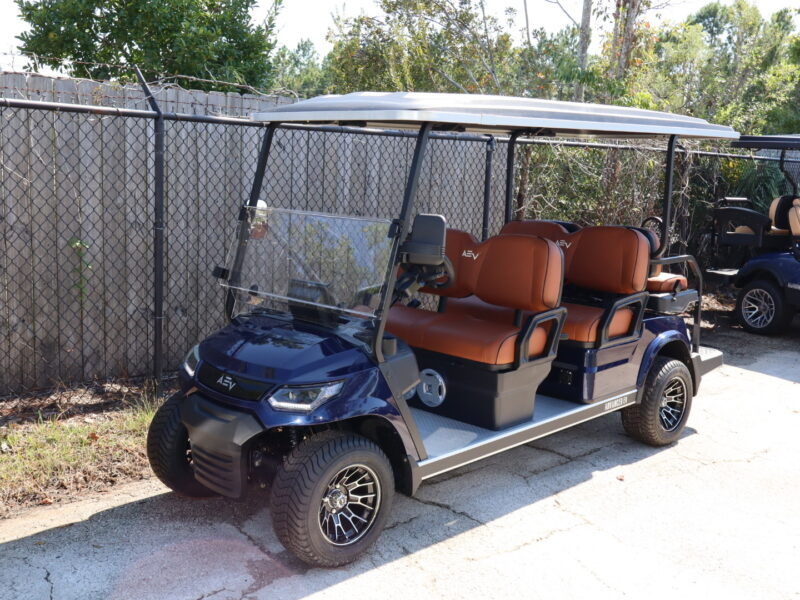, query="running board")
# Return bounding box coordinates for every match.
[414,389,637,480]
